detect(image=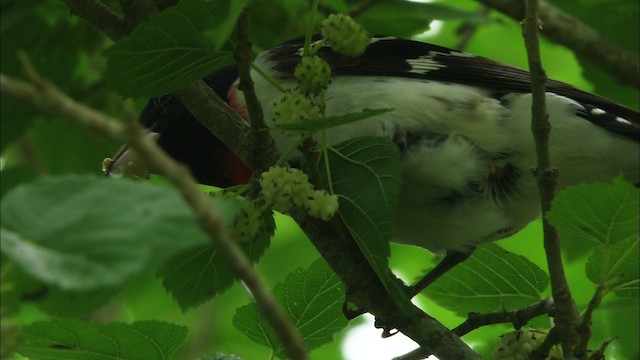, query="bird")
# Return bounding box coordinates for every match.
[105,35,640,295]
